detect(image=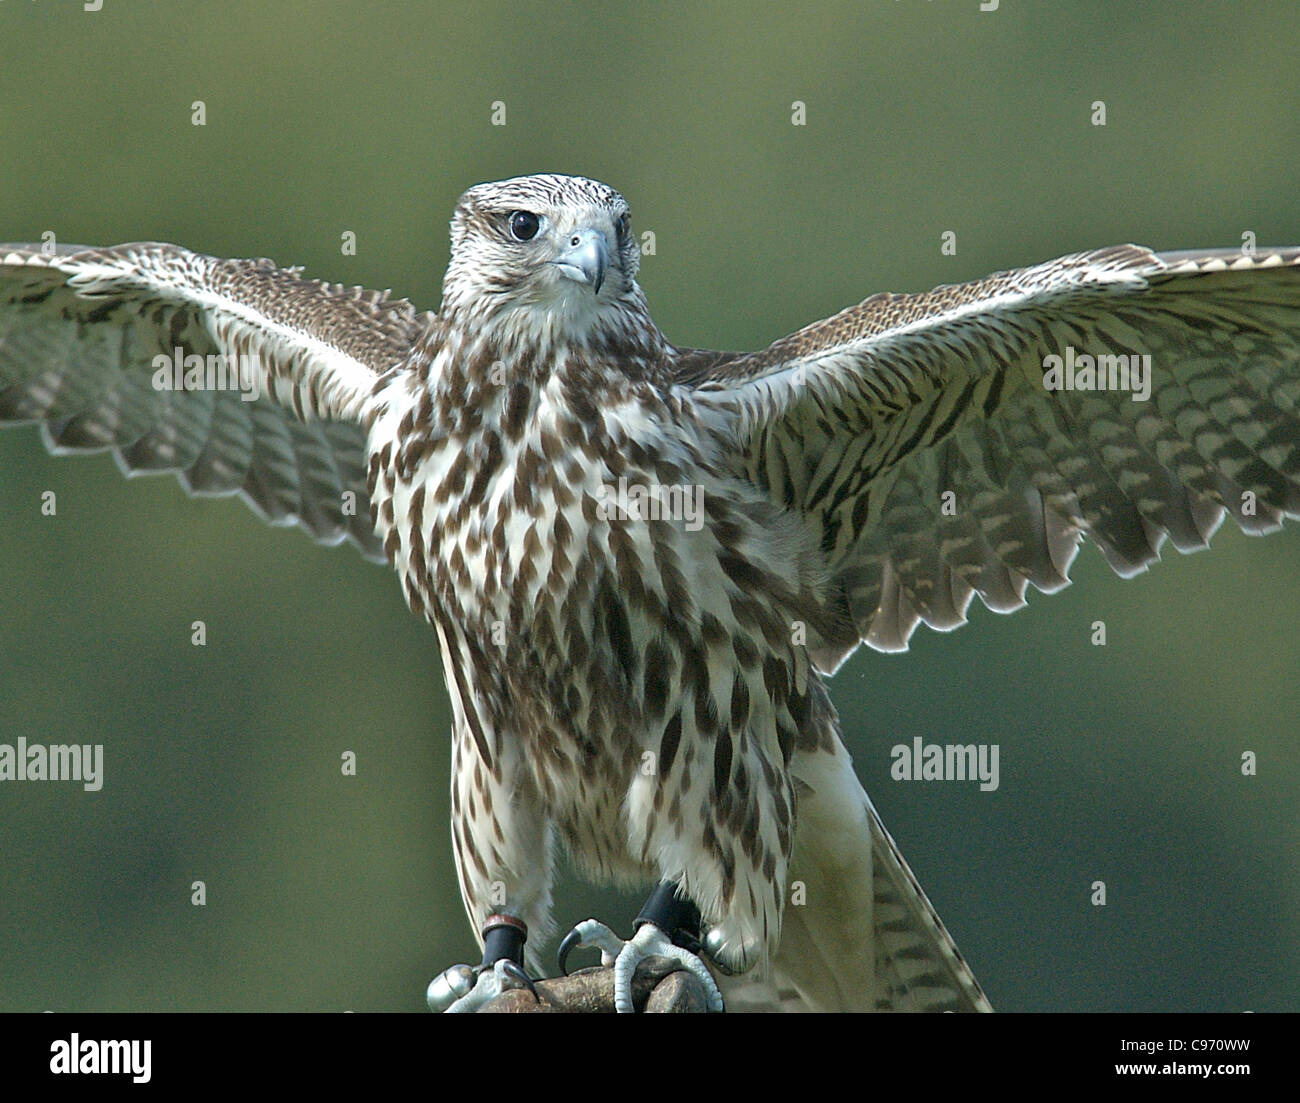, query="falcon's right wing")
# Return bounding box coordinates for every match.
[684,246,1300,669]
[0,242,434,560]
